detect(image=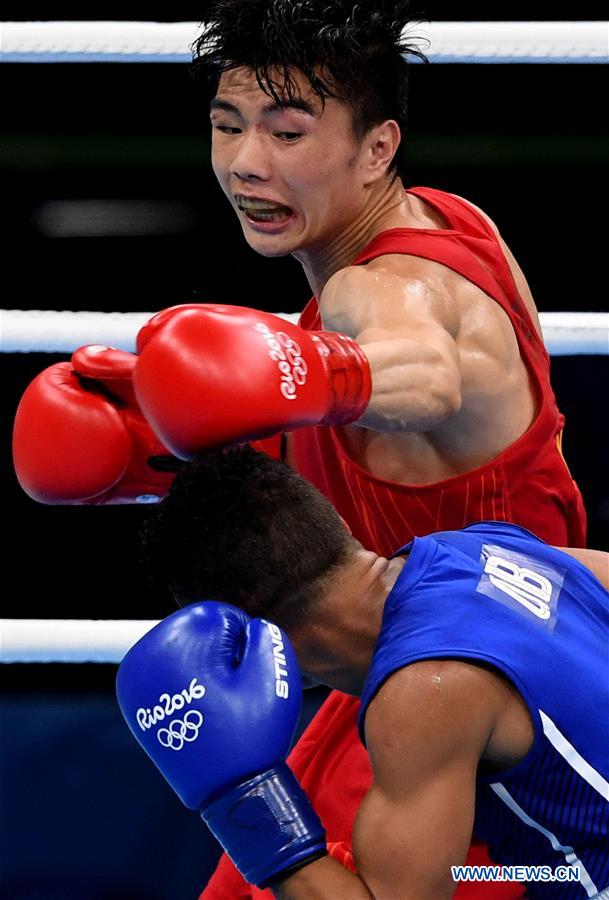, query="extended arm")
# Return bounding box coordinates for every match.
[130,279,462,460]
[319,262,463,432]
